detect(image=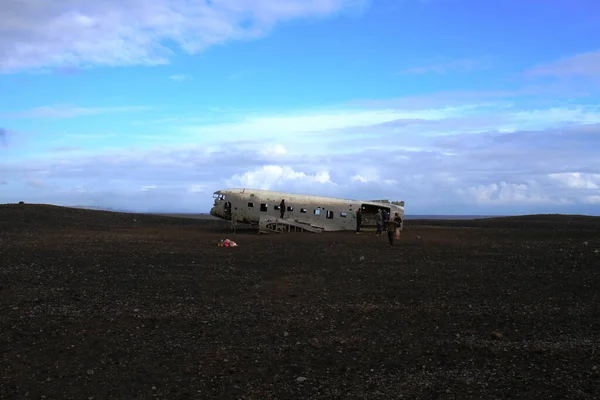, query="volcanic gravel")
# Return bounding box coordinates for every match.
[1,204,599,399]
